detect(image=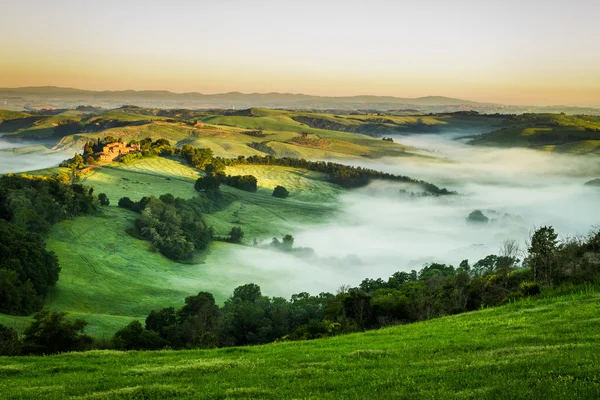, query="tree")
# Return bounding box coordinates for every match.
[233,284,262,303]
[0,323,22,356]
[22,310,92,355]
[272,185,289,198]
[467,210,488,224]
[98,193,110,206]
[195,176,221,192]
[112,320,166,350]
[528,226,559,284]
[282,234,294,250]
[228,227,244,244]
